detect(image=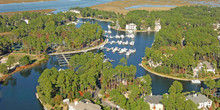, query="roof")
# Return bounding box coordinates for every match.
[186,94,211,104]
[144,95,163,104]
[68,99,101,110]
